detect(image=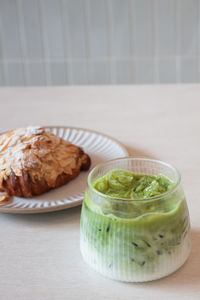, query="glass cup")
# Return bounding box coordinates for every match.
[80,158,191,282]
